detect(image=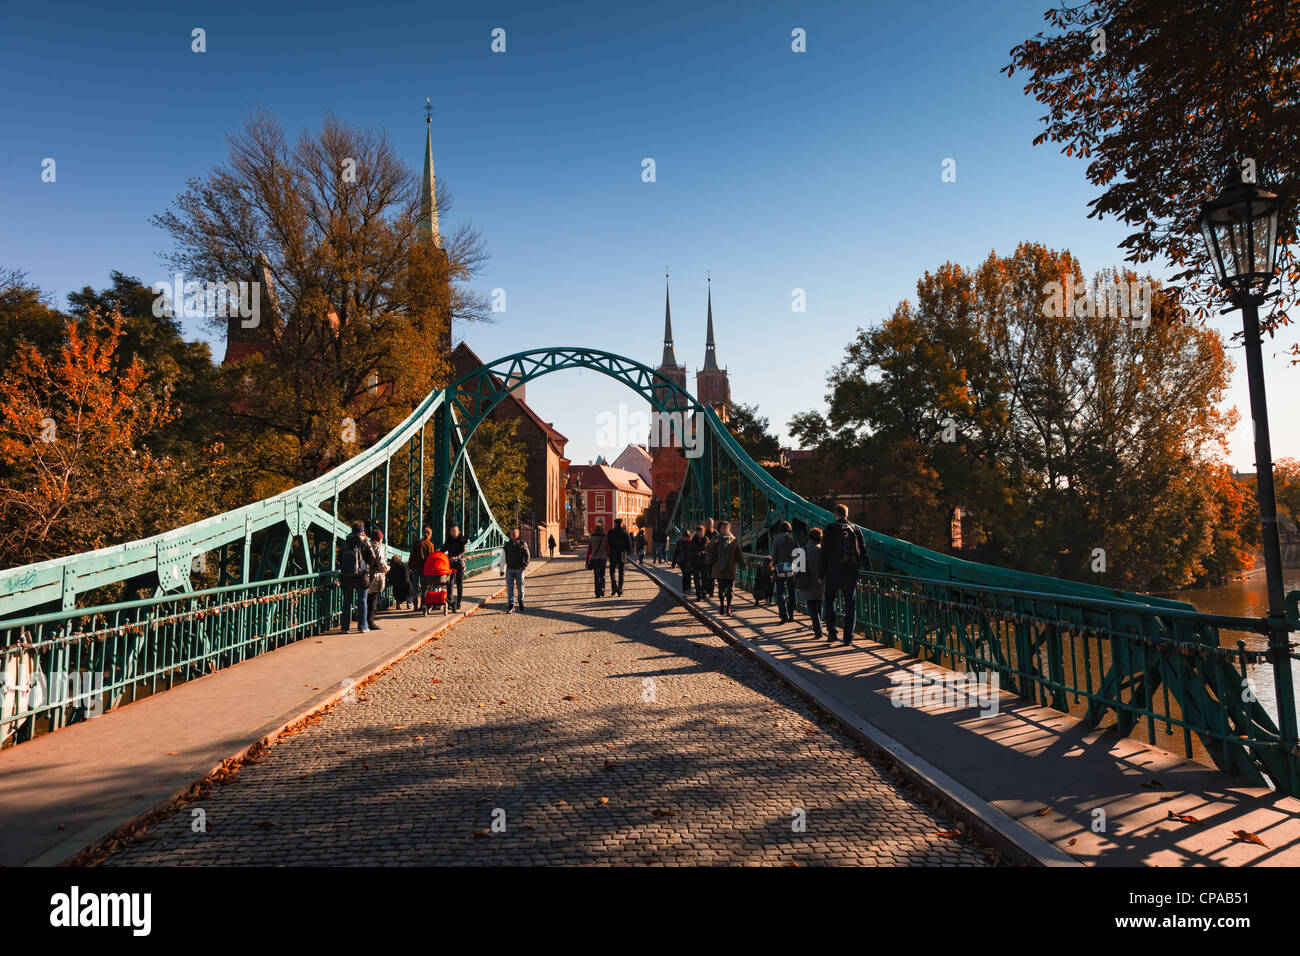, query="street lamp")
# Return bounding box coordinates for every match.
[1198,163,1294,748]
